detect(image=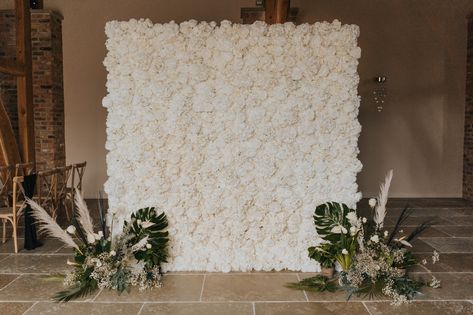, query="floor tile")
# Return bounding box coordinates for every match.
[0,254,72,273]
[441,215,473,226]
[422,238,473,253]
[414,253,473,272]
[0,274,20,289]
[25,302,142,315]
[255,302,369,315]
[95,275,203,302]
[365,301,473,315]
[0,274,69,301]
[436,226,473,237]
[201,274,306,301]
[411,272,473,300]
[0,302,34,315]
[410,239,436,253]
[0,238,64,254]
[140,302,253,315]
